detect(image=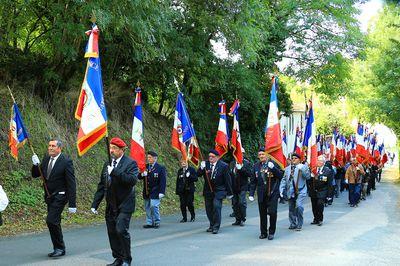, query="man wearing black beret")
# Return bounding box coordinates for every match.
[138,150,167,229]
[198,149,233,234]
